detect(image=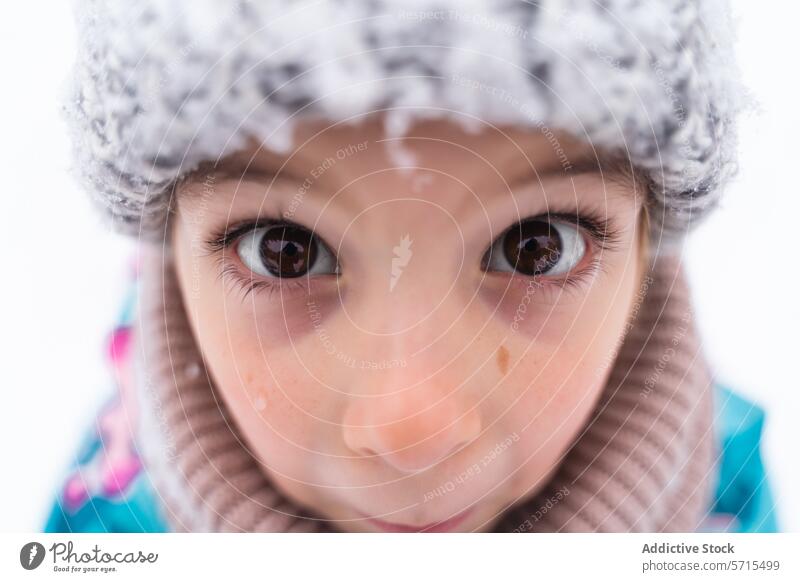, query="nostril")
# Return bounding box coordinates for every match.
[358,446,379,458]
[342,423,379,458]
[342,394,483,471]
[445,439,471,459]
